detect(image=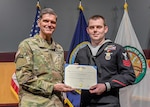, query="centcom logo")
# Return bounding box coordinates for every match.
[124,46,147,84]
